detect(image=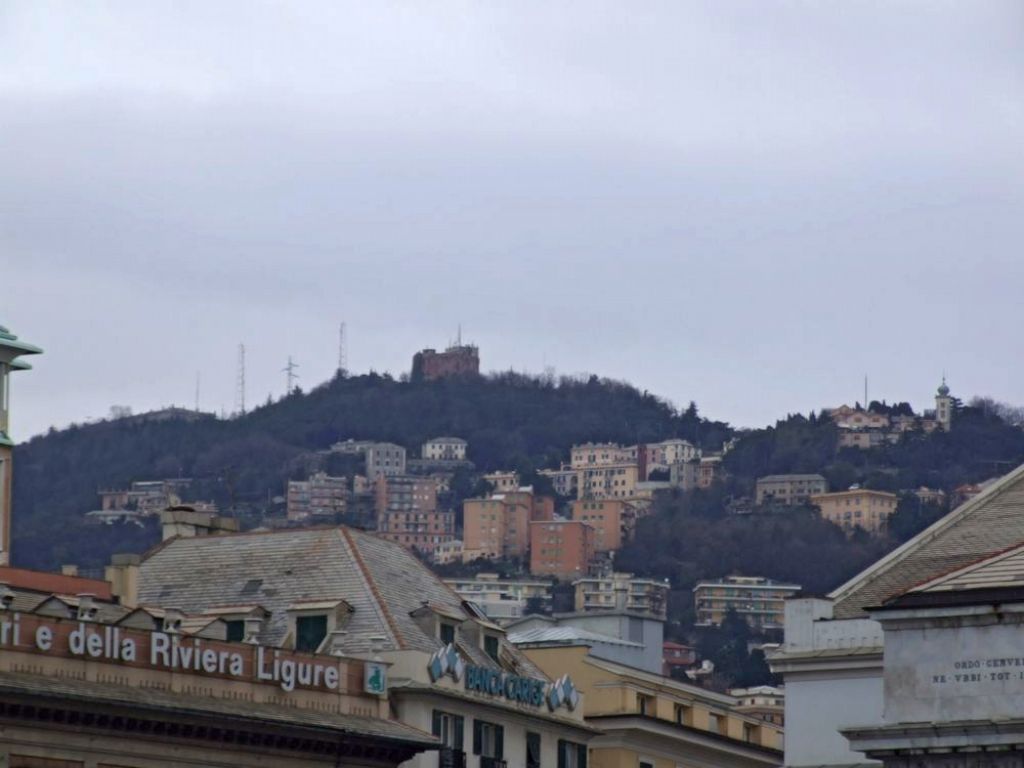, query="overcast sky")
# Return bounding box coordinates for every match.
[2,1,1022,439]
